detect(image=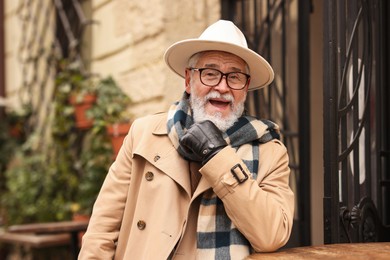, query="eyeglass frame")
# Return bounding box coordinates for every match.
[187,67,251,90]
